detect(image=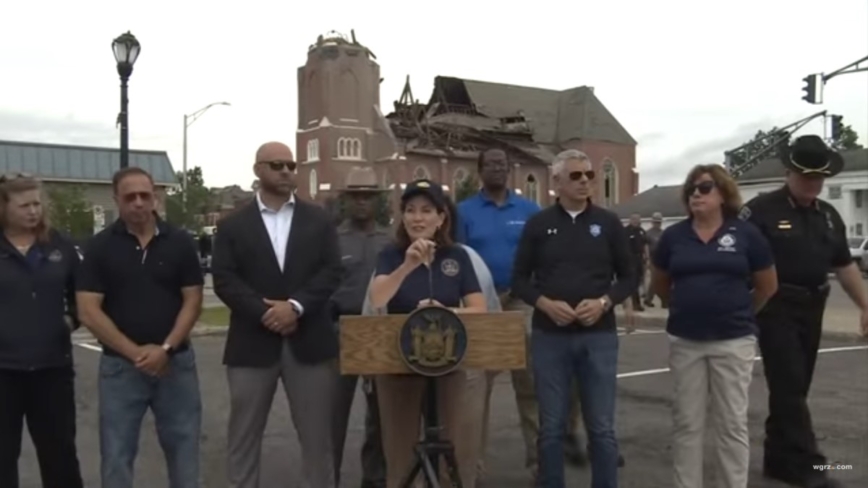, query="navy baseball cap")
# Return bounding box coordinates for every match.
[401,179,446,211]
